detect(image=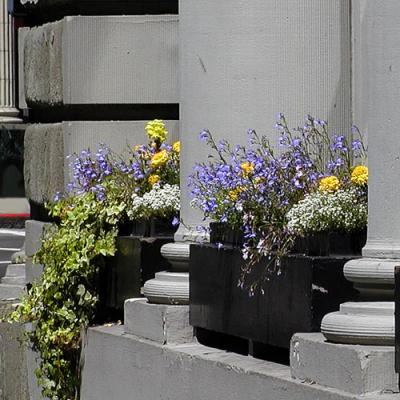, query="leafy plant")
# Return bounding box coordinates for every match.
[7,120,180,400]
[9,189,124,399]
